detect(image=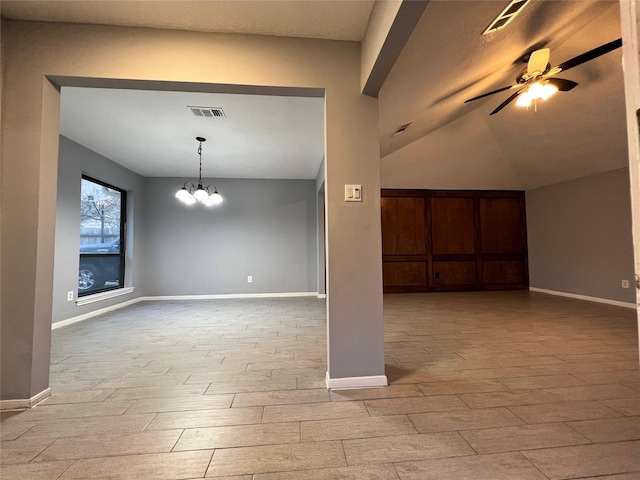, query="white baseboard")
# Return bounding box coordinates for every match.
[53,292,321,329]
[76,287,135,306]
[0,388,51,411]
[52,297,144,330]
[529,287,637,309]
[317,293,327,299]
[146,292,318,301]
[325,372,388,389]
